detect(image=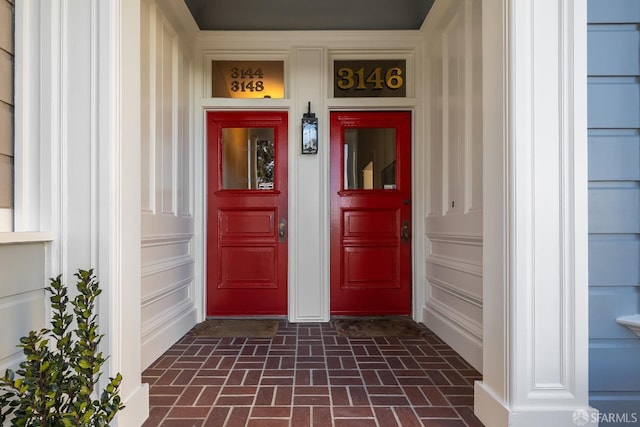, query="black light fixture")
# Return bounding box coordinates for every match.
[301,102,318,154]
